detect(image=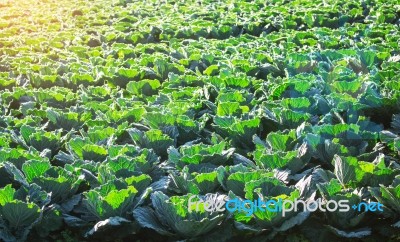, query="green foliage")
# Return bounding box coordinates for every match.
[0,0,400,241]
